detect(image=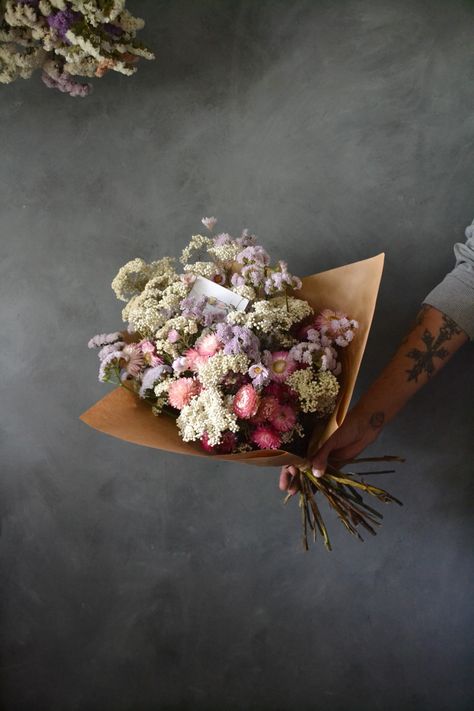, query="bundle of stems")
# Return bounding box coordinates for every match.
[285,456,404,551]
